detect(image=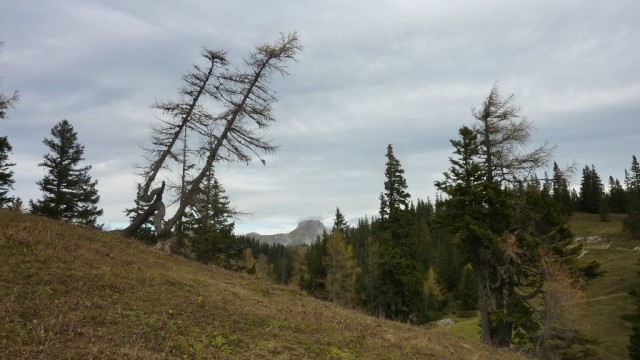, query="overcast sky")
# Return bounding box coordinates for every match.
[1,1,638,234]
